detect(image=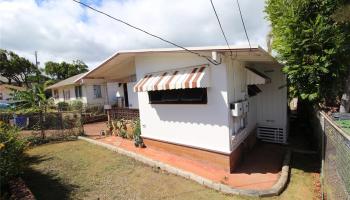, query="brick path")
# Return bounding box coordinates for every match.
[83,121,284,190]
